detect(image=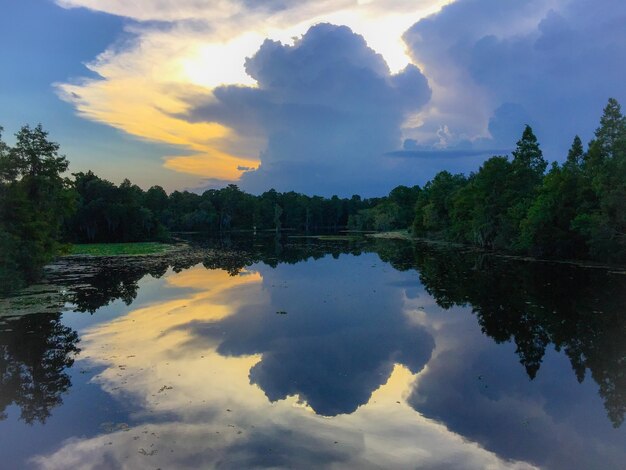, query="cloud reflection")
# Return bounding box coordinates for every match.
[32,258,535,469]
